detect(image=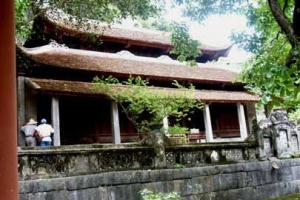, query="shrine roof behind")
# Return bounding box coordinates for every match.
[42,9,232,55]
